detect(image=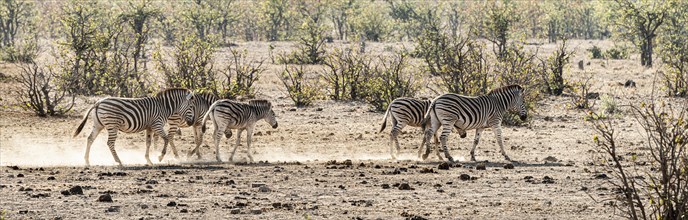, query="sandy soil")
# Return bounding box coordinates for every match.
[0,40,662,219]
